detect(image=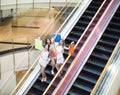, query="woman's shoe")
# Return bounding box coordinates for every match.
[41,78,44,82]
[44,77,47,82]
